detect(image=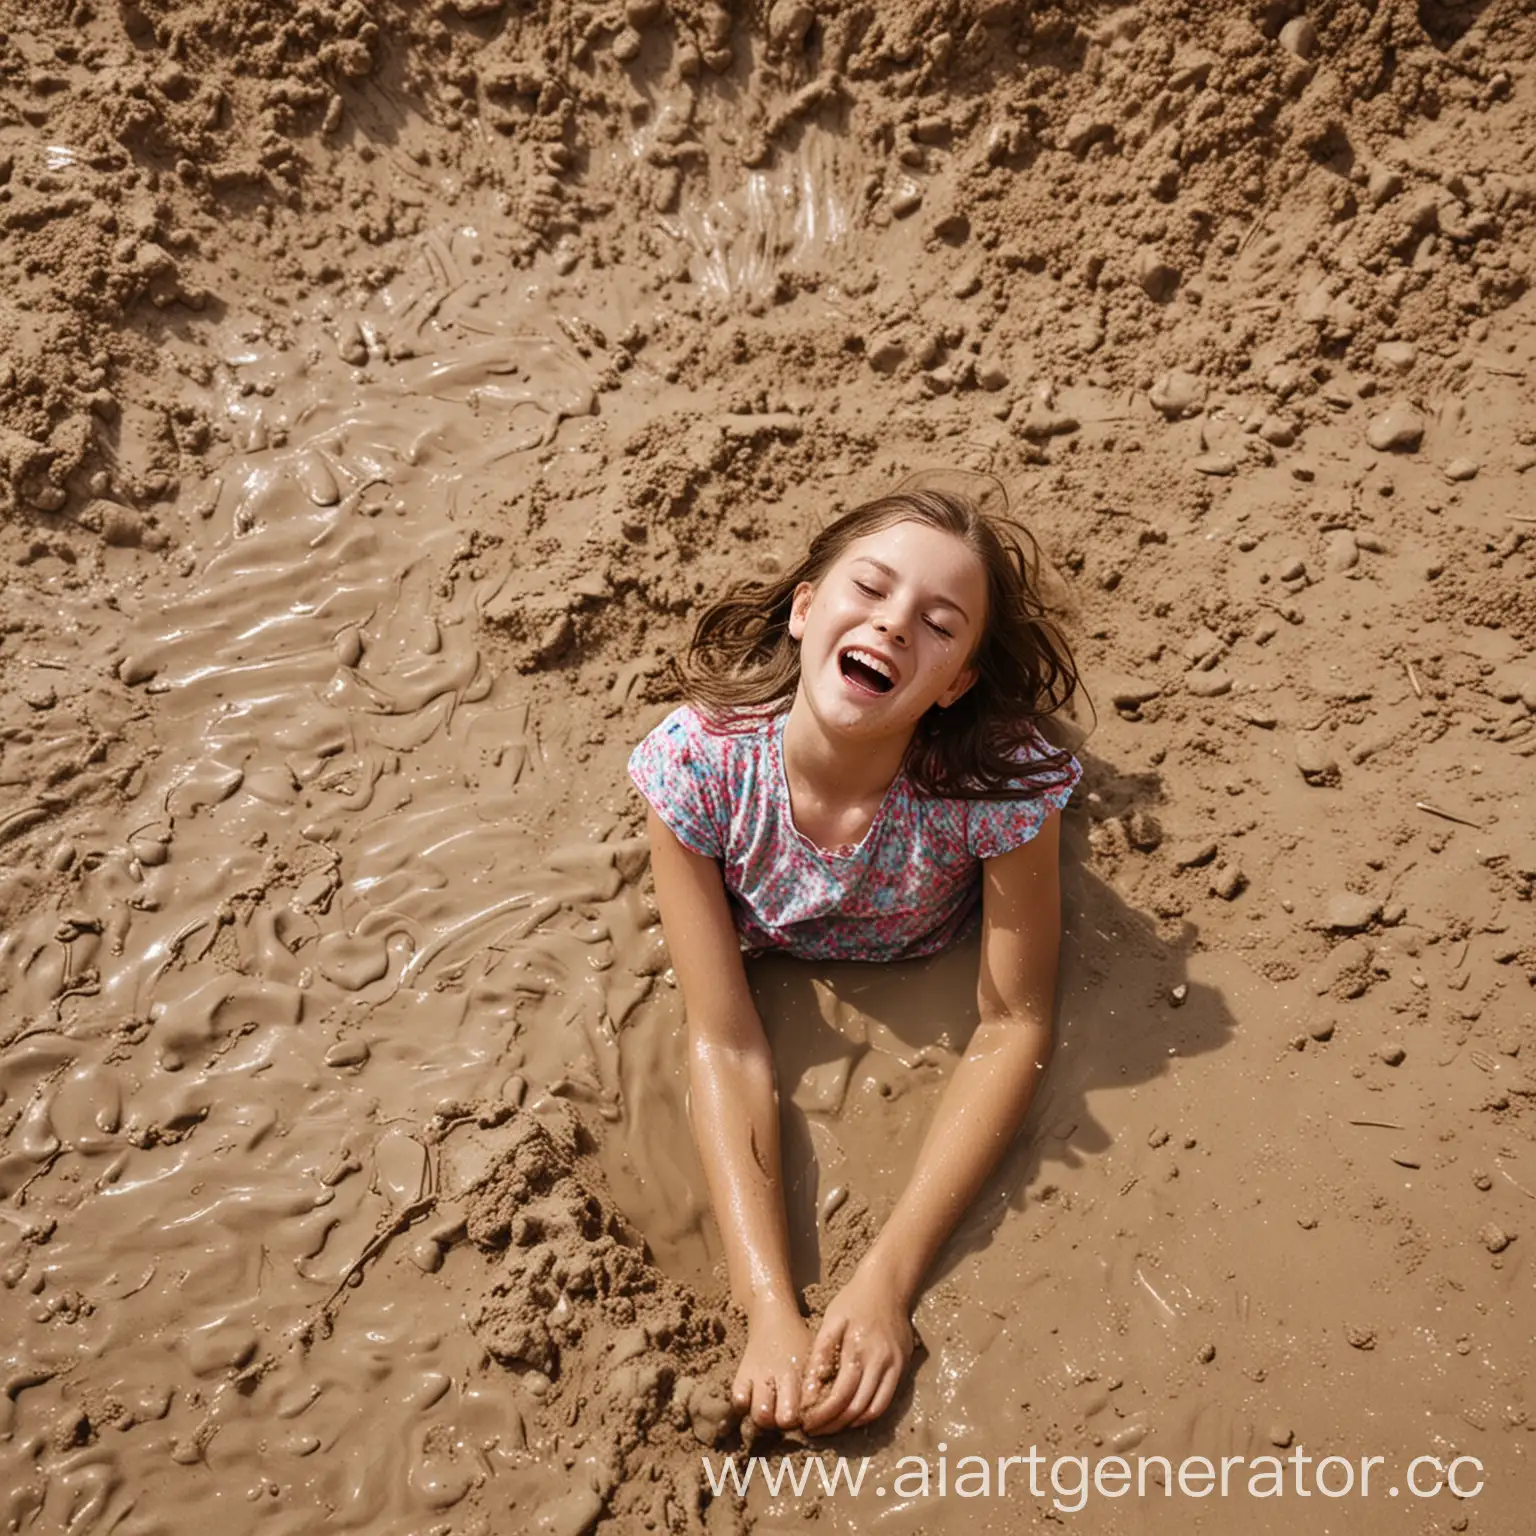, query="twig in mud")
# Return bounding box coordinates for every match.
[1477,363,1526,379]
[323,1196,438,1310]
[1405,660,1424,699]
[1415,801,1485,831]
[1348,1118,1403,1130]
[1495,1160,1536,1201]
